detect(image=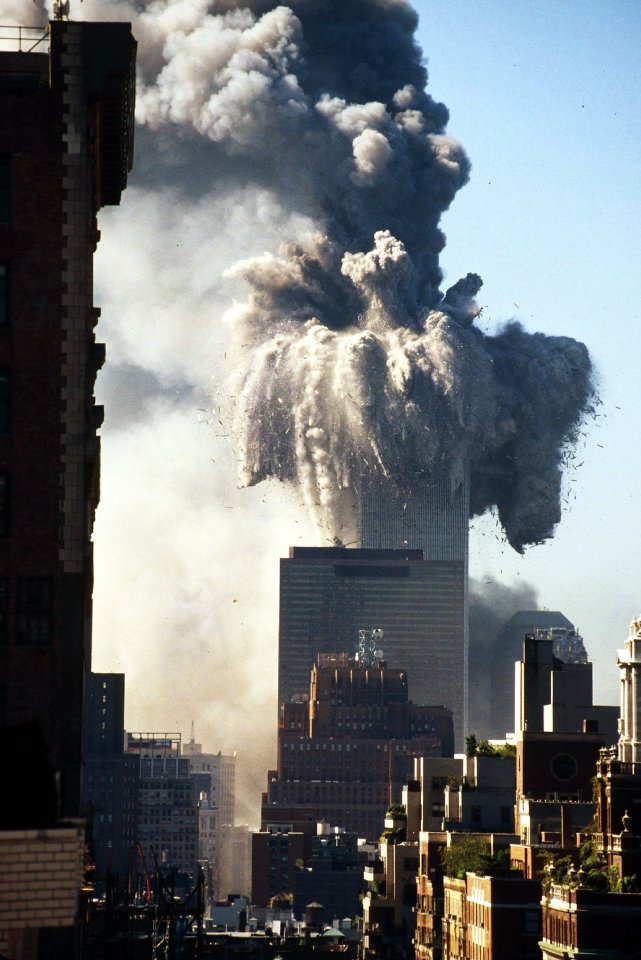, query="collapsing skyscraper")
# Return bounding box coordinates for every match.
[278,468,469,749]
[360,467,469,564]
[358,465,469,740]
